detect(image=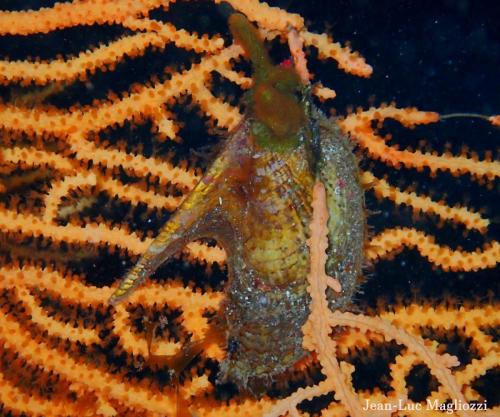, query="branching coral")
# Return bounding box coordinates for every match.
[0,1,498,416]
